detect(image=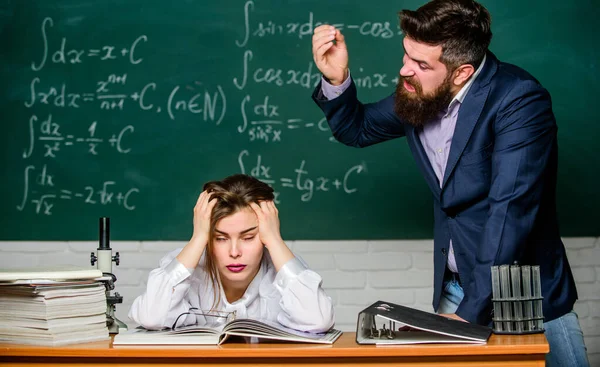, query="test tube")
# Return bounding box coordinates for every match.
[532,266,543,330]
[510,264,524,333]
[491,266,503,332]
[521,265,534,331]
[499,265,513,332]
